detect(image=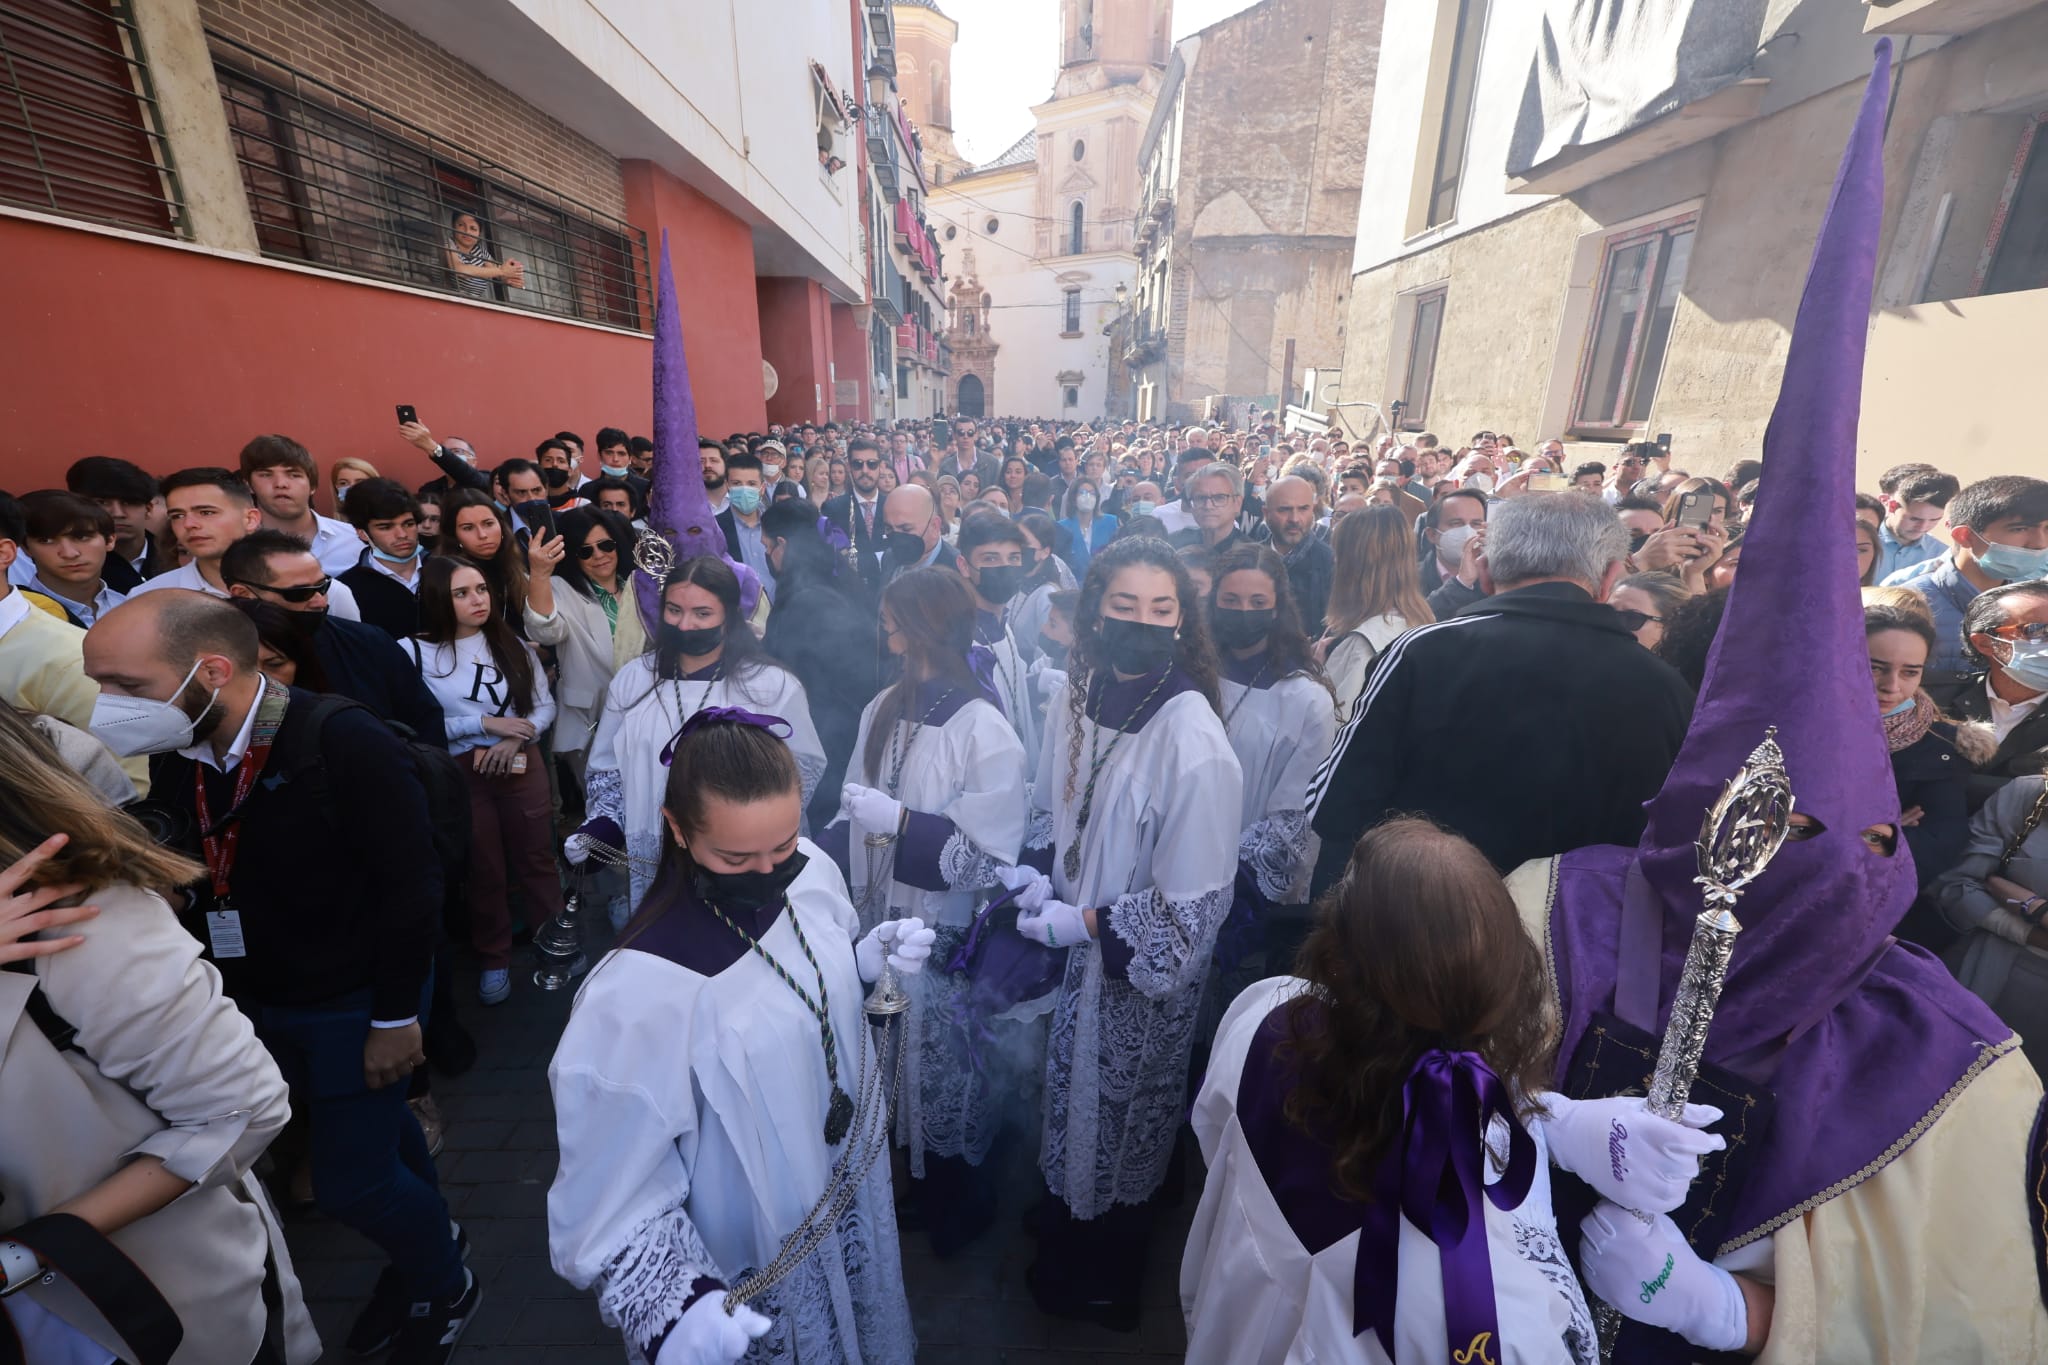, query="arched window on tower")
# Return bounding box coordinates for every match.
[1069,202,1085,255]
